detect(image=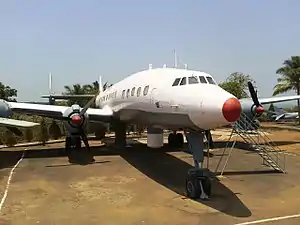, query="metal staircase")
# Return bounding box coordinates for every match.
[215,112,286,175]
